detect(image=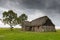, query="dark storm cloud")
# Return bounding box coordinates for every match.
[21,0,60,13]
[0,0,7,6]
[1,0,60,11]
[21,0,60,9]
[21,0,46,9]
